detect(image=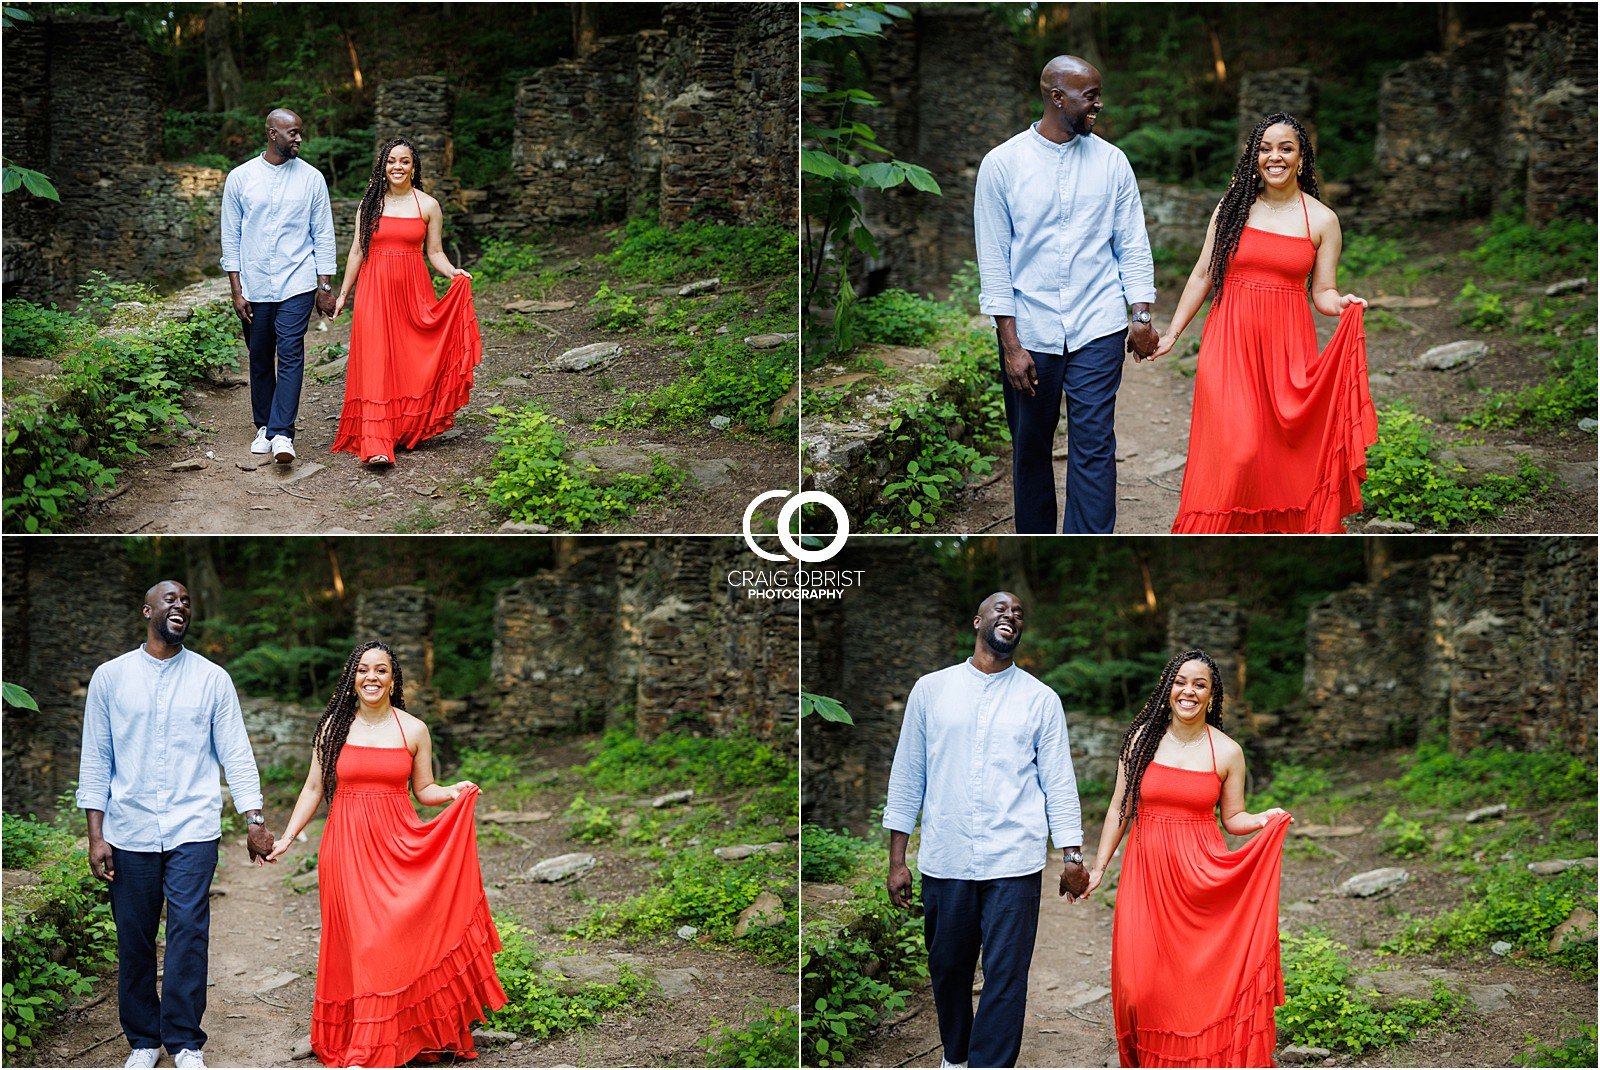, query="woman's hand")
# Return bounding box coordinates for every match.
[1255,807,1292,829]
[1337,292,1367,310]
[1145,333,1177,362]
[264,836,293,864]
[441,779,476,801]
[333,293,348,319]
[1083,866,1105,898]
[452,268,472,280]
